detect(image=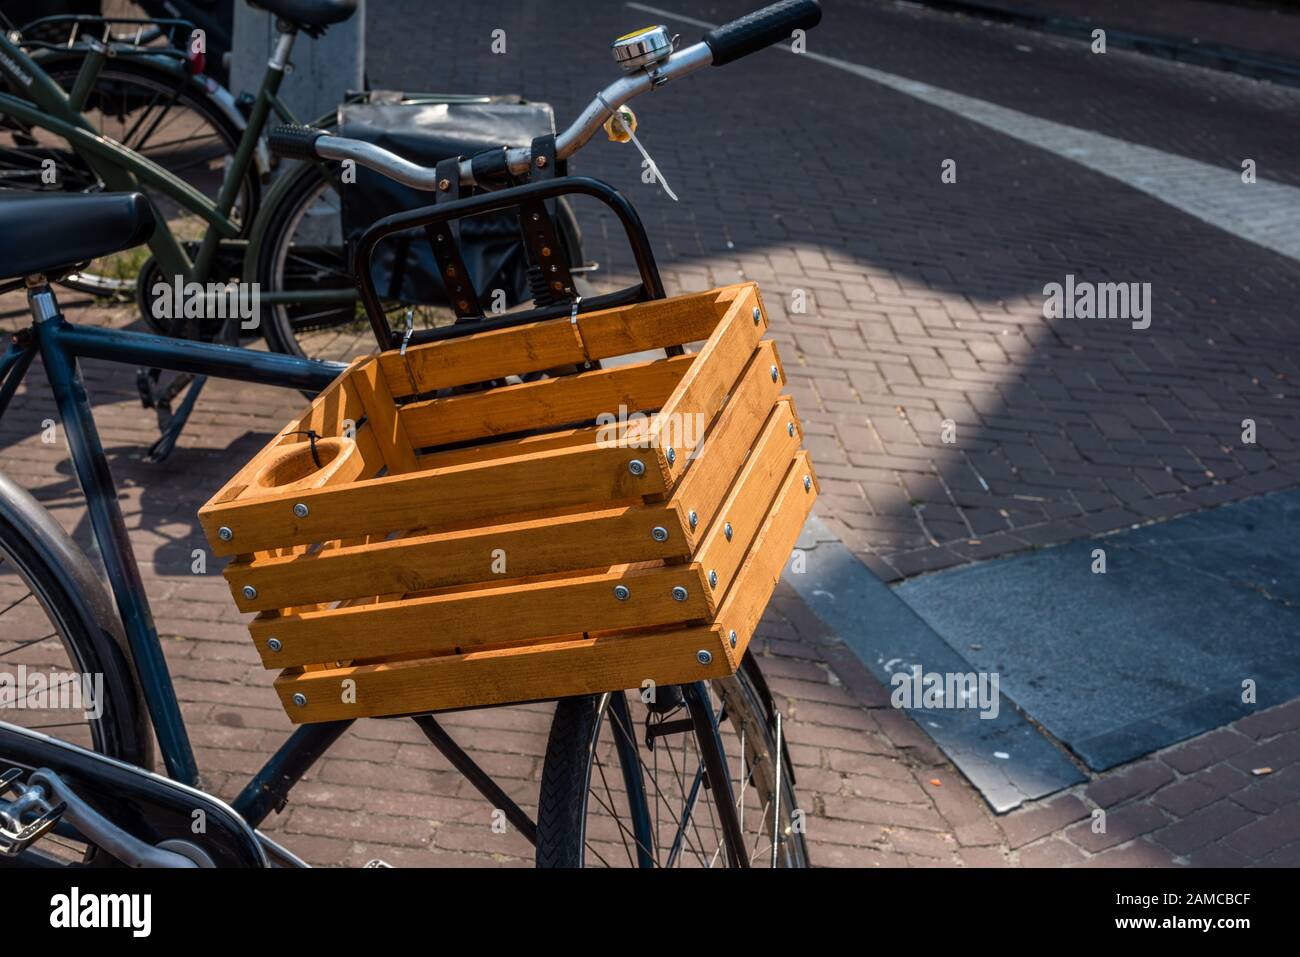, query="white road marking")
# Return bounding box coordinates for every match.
[628,2,1300,262]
